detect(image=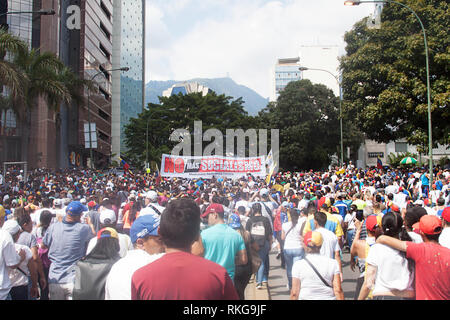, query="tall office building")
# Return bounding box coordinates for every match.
[273,57,302,101]
[111,0,145,163]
